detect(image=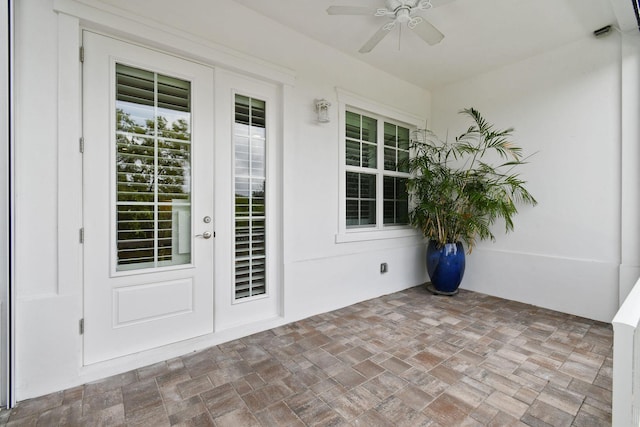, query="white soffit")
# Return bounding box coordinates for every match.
[89,0,618,90]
